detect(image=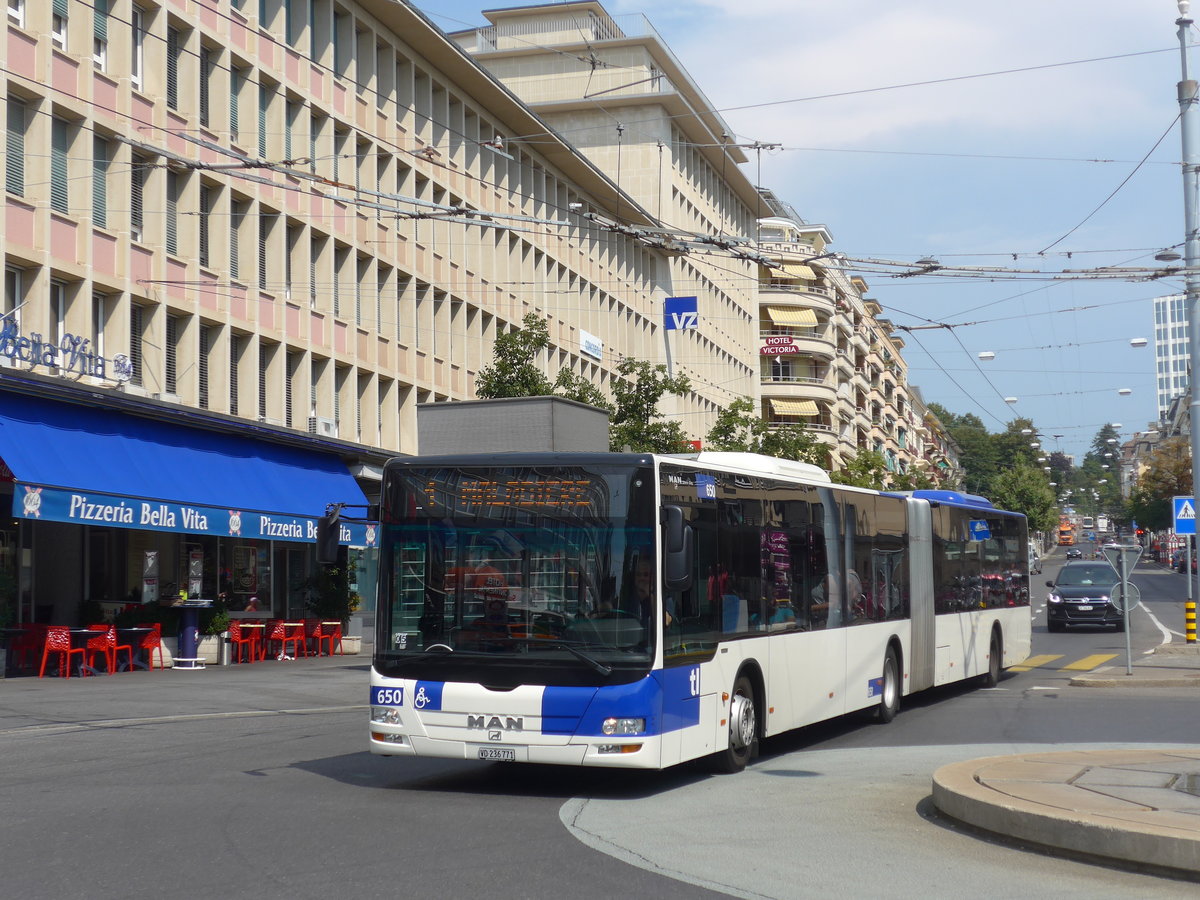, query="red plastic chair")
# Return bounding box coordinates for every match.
[39,626,85,678]
[265,620,305,659]
[138,623,164,671]
[228,621,260,664]
[13,624,48,671]
[320,620,344,656]
[107,625,135,673]
[303,619,323,656]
